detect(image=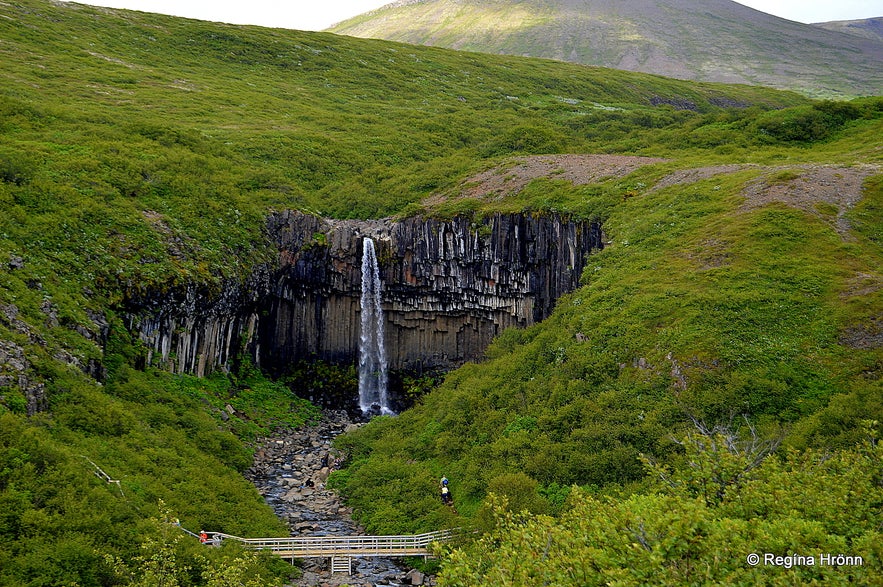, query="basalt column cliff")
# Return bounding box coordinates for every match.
[127,211,602,380]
